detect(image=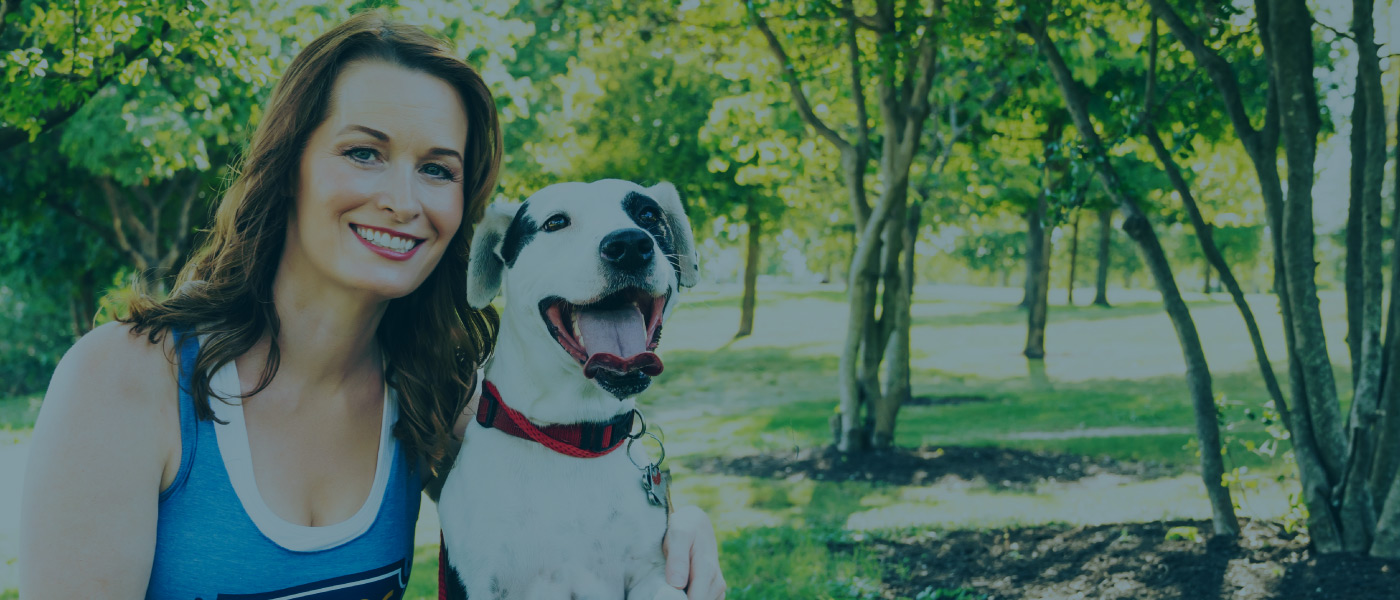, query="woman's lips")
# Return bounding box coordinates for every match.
[351,224,424,261]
